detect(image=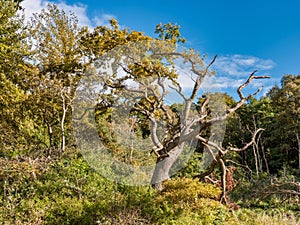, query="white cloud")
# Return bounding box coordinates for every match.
[93,14,116,27]
[173,54,275,90]
[201,76,244,90]
[213,54,276,77]
[168,54,277,99]
[21,0,45,19]
[56,1,91,27]
[21,0,116,28]
[21,0,90,27]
